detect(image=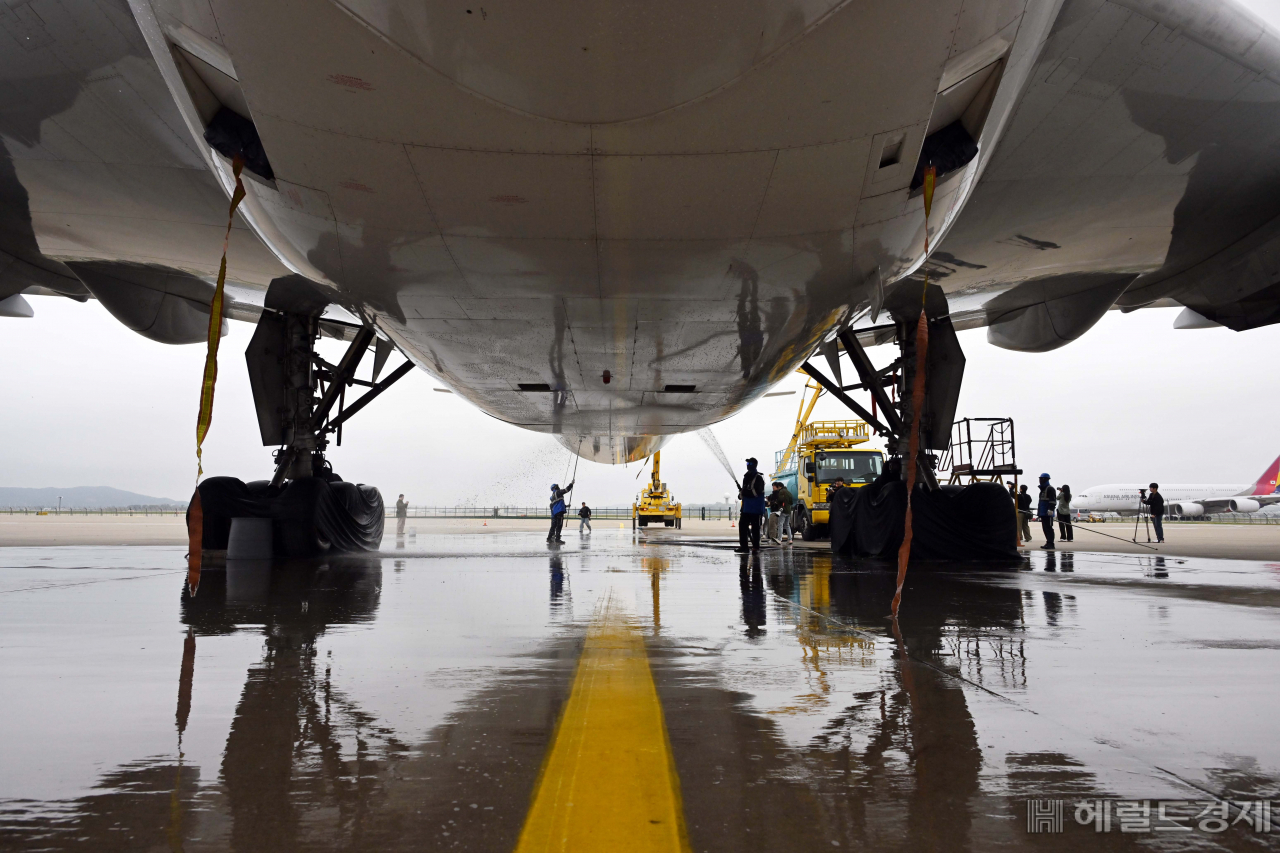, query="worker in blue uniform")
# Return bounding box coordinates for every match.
[547,481,574,543]
[737,458,766,551]
[1037,473,1057,550]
